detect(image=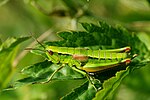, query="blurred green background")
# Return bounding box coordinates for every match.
[0,0,150,100]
